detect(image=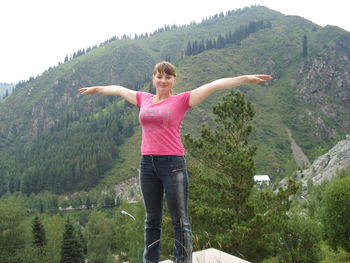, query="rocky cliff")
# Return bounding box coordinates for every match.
[297,135,350,185]
[296,32,350,136]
